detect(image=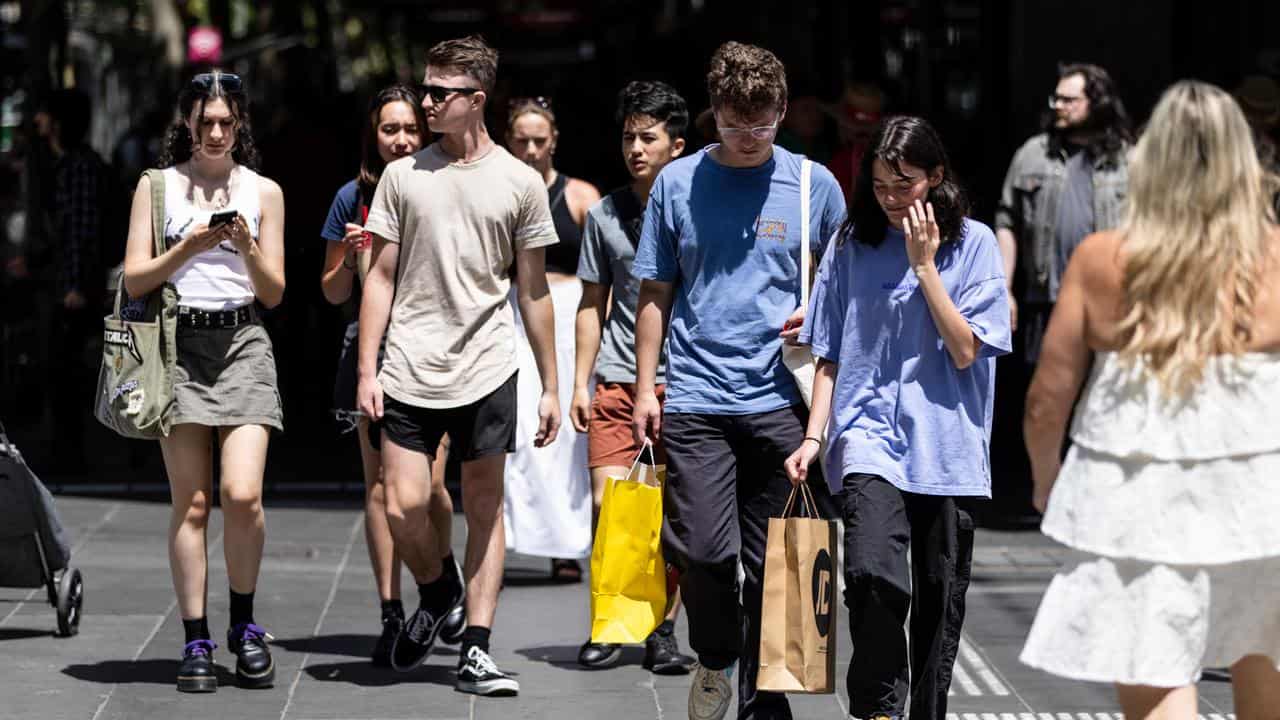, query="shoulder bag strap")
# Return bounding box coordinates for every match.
[800,159,812,308]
